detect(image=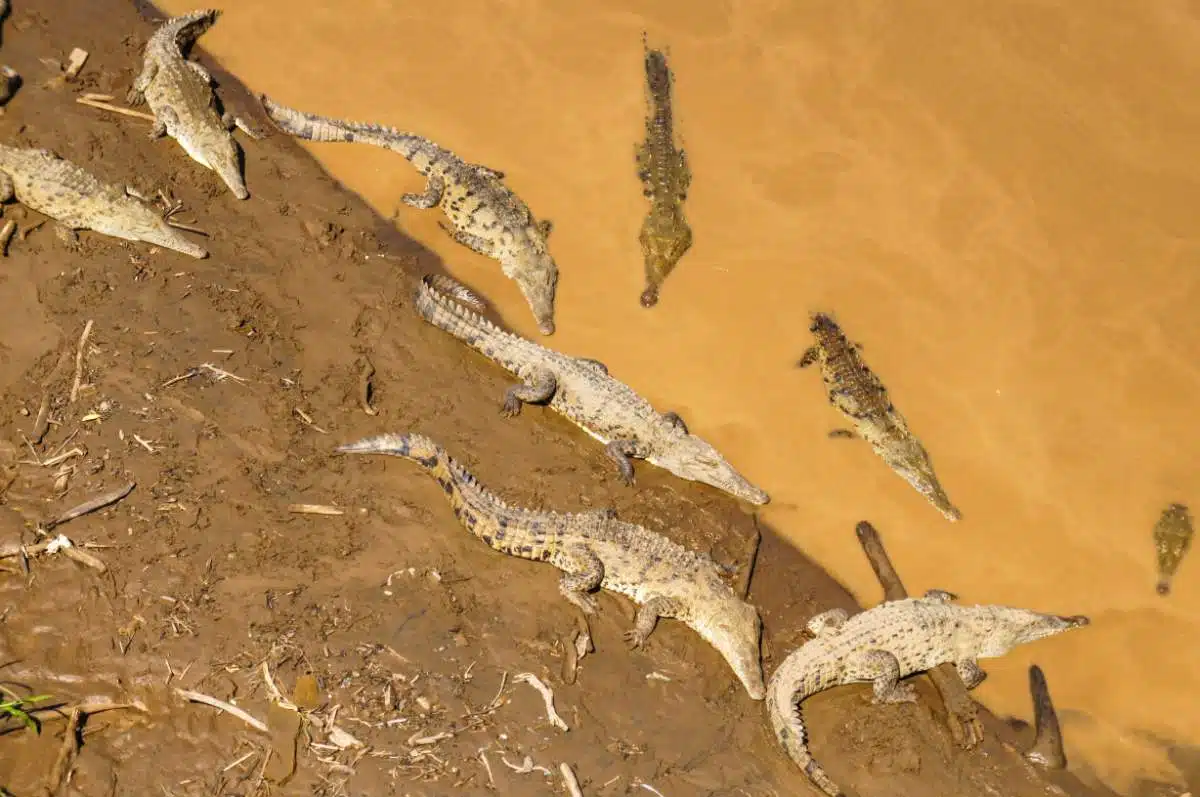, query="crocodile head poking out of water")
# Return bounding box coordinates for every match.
[648,434,770,506]
[695,595,766,700]
[877,435,961,522]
